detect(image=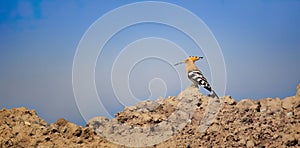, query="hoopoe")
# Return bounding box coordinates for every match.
[175,56,219,99]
